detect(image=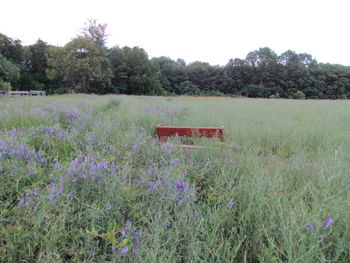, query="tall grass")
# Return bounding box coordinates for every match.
[0,95,349,262]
